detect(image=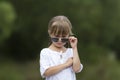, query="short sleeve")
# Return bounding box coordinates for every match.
[77,64,83,73]
[40,49,50,78]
